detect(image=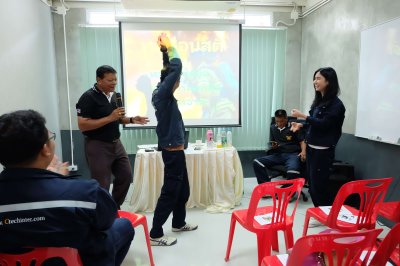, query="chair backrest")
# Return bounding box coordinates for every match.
[0,247,83,266]
[327,177,392,230]
[369,223,400,266]
[246,178,305,229]
[287,229,382,266]
[379,201,400,222]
